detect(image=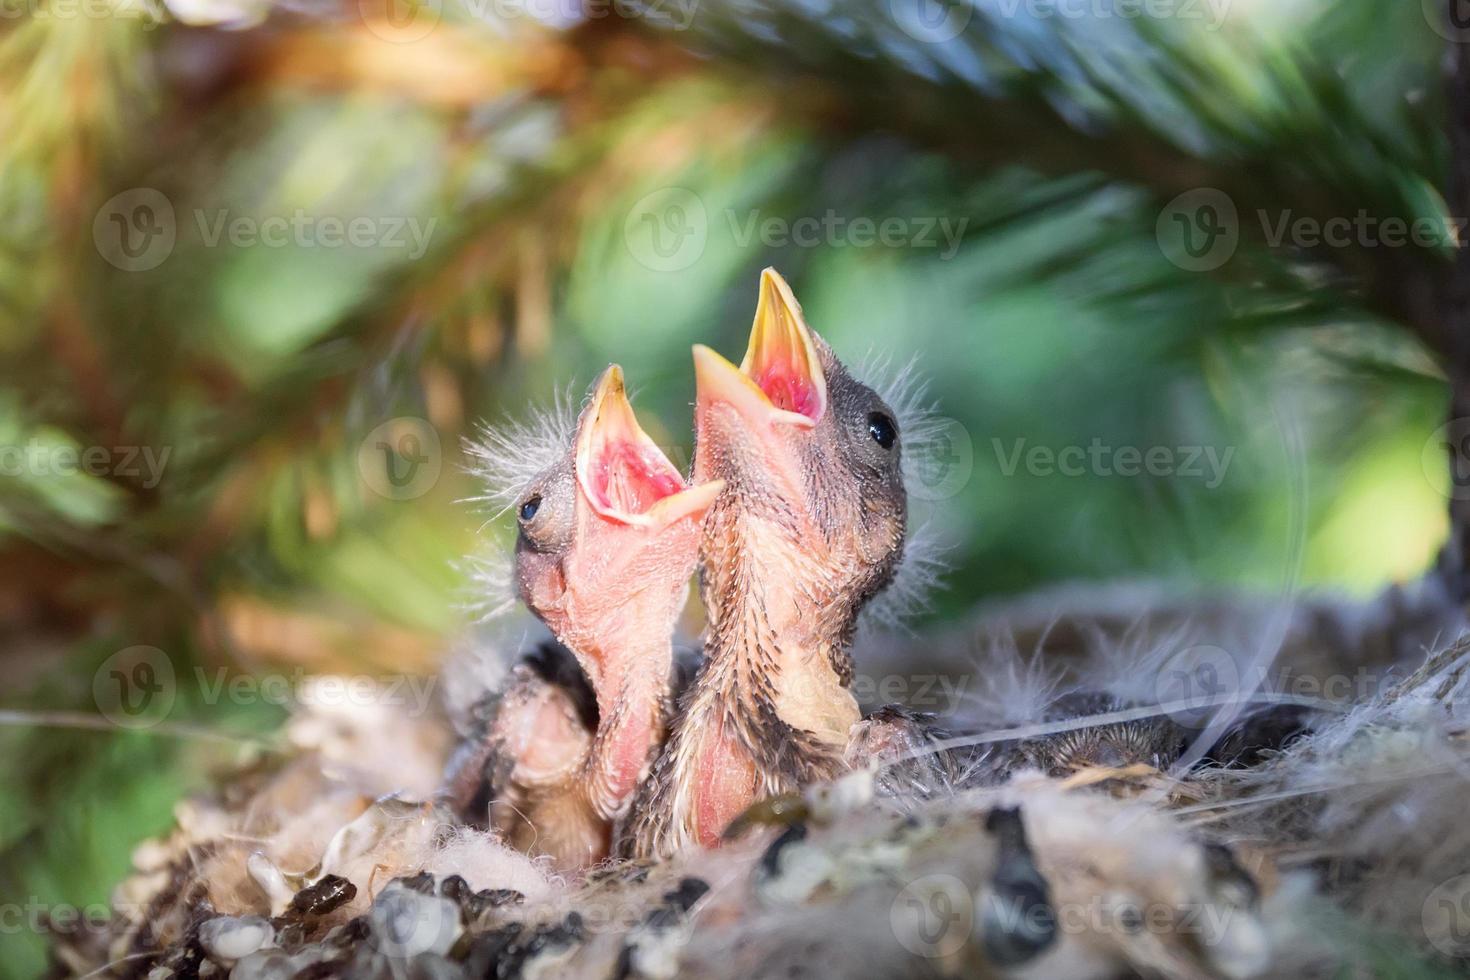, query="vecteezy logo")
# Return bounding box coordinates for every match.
[1155,644,1241,728]
[93,646,177,730]
[1424,0,1470,42]
[623,187,708,273]
[1156,188,1239,272]
[887,0,972,43]
[1423,875,1470,957]
[357,417,442,500]
[891,873,974,959]
[358,0,441,43]
[93,189,176,272]
[1422,418,1470,501]
[371,888,463,958]
[909,417,975,502]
